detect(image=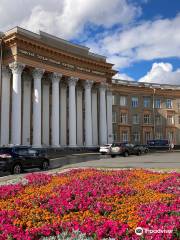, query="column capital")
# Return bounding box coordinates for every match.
[9,62,25,75]
[83,80,94,89]
[98,82,108,91]
[68,76,78,87]
[50,72,62,83]
[32,68,45,79]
